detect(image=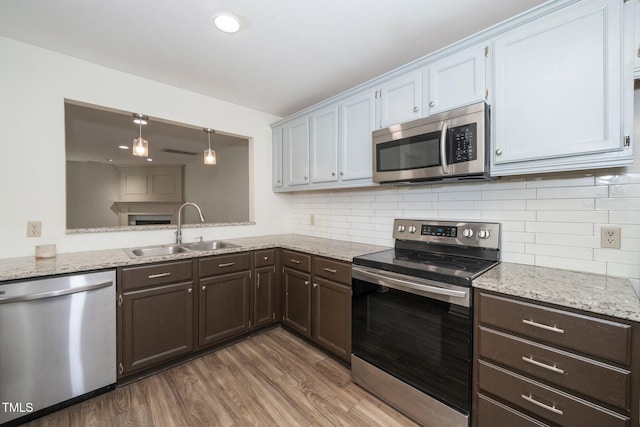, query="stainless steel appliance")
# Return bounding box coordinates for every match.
[0,270,116,425]
[373,102,490,184]
[351,219,500,427]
